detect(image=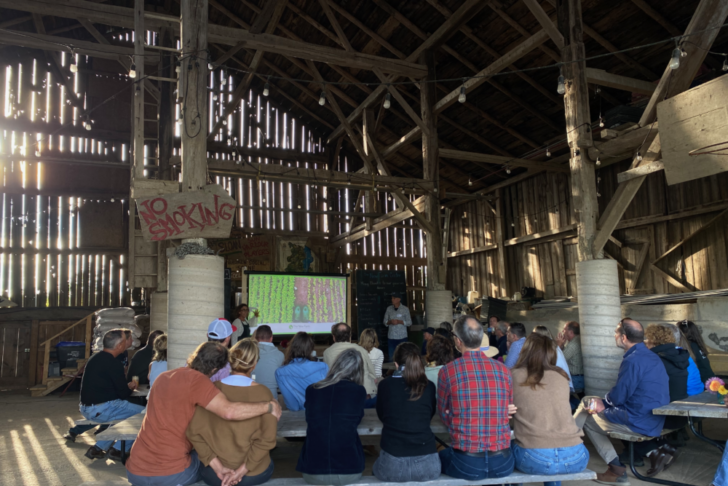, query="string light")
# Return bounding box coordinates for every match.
[383,92,391,109]
[468,178,473,186]
[319,90,326,106]
[596,157,601,166]
[458,81,466,103]
[557,66,565,95]
[263,77,270,97]
[599,116,605,128]
[69,63,78,73]
[128,64,137,78]
[546,147,551,157]
[670,40,682,70]
[505,167,511,174]
[635,151,643,162]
